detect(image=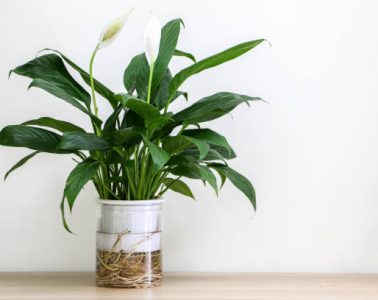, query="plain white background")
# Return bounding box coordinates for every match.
[0,0,377,272]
